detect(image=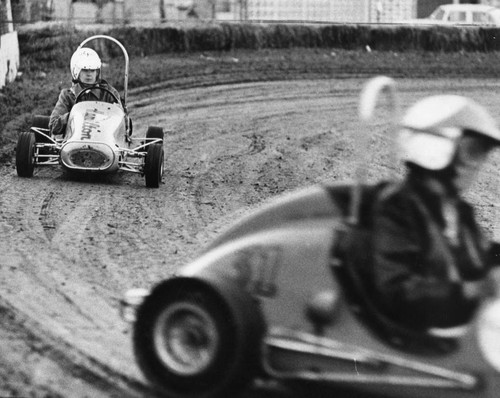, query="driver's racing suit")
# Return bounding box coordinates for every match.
[49,79,122,136]
[371,170,500,332]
